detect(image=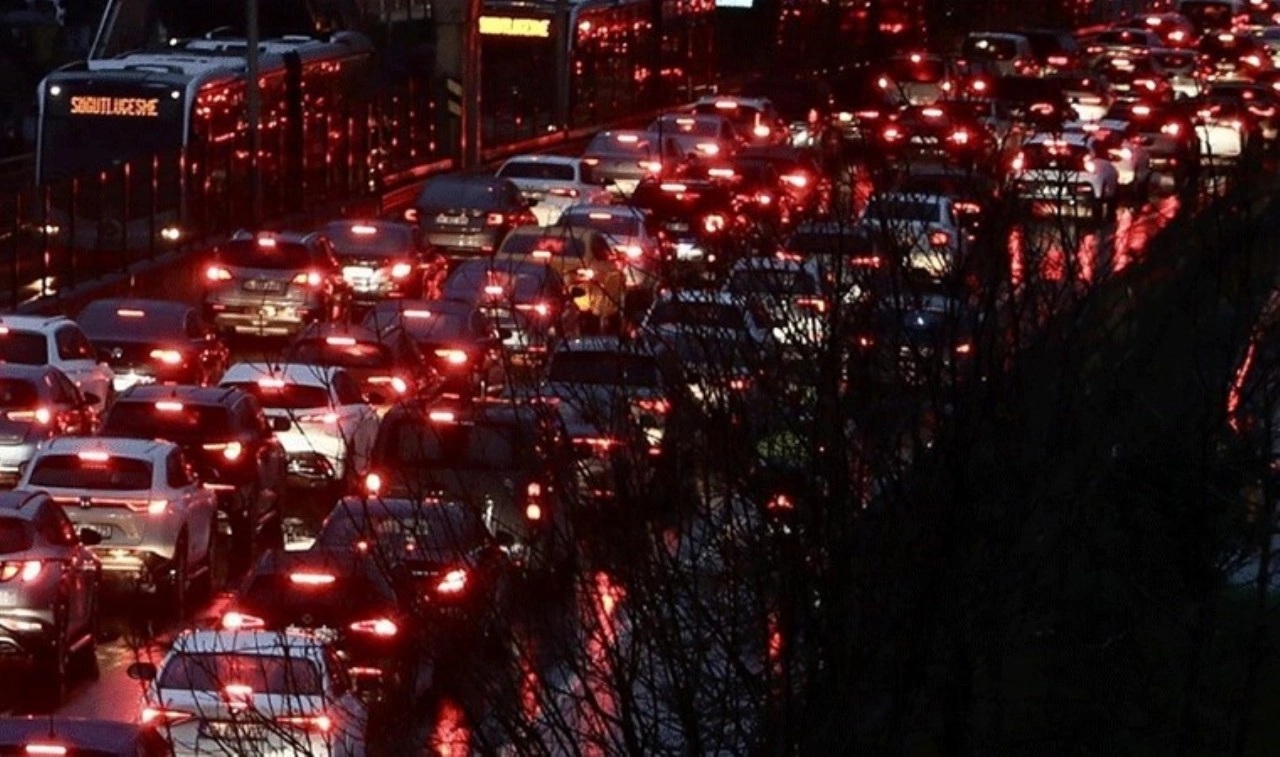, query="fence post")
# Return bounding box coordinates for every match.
[68,177,77,292]
[121,161,131,276]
